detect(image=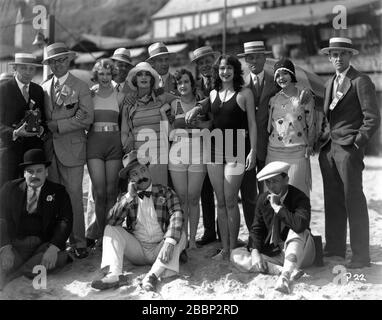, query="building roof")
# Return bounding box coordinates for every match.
[186,0,380,37]
[79,34,132,50]
[153,0,259,19]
